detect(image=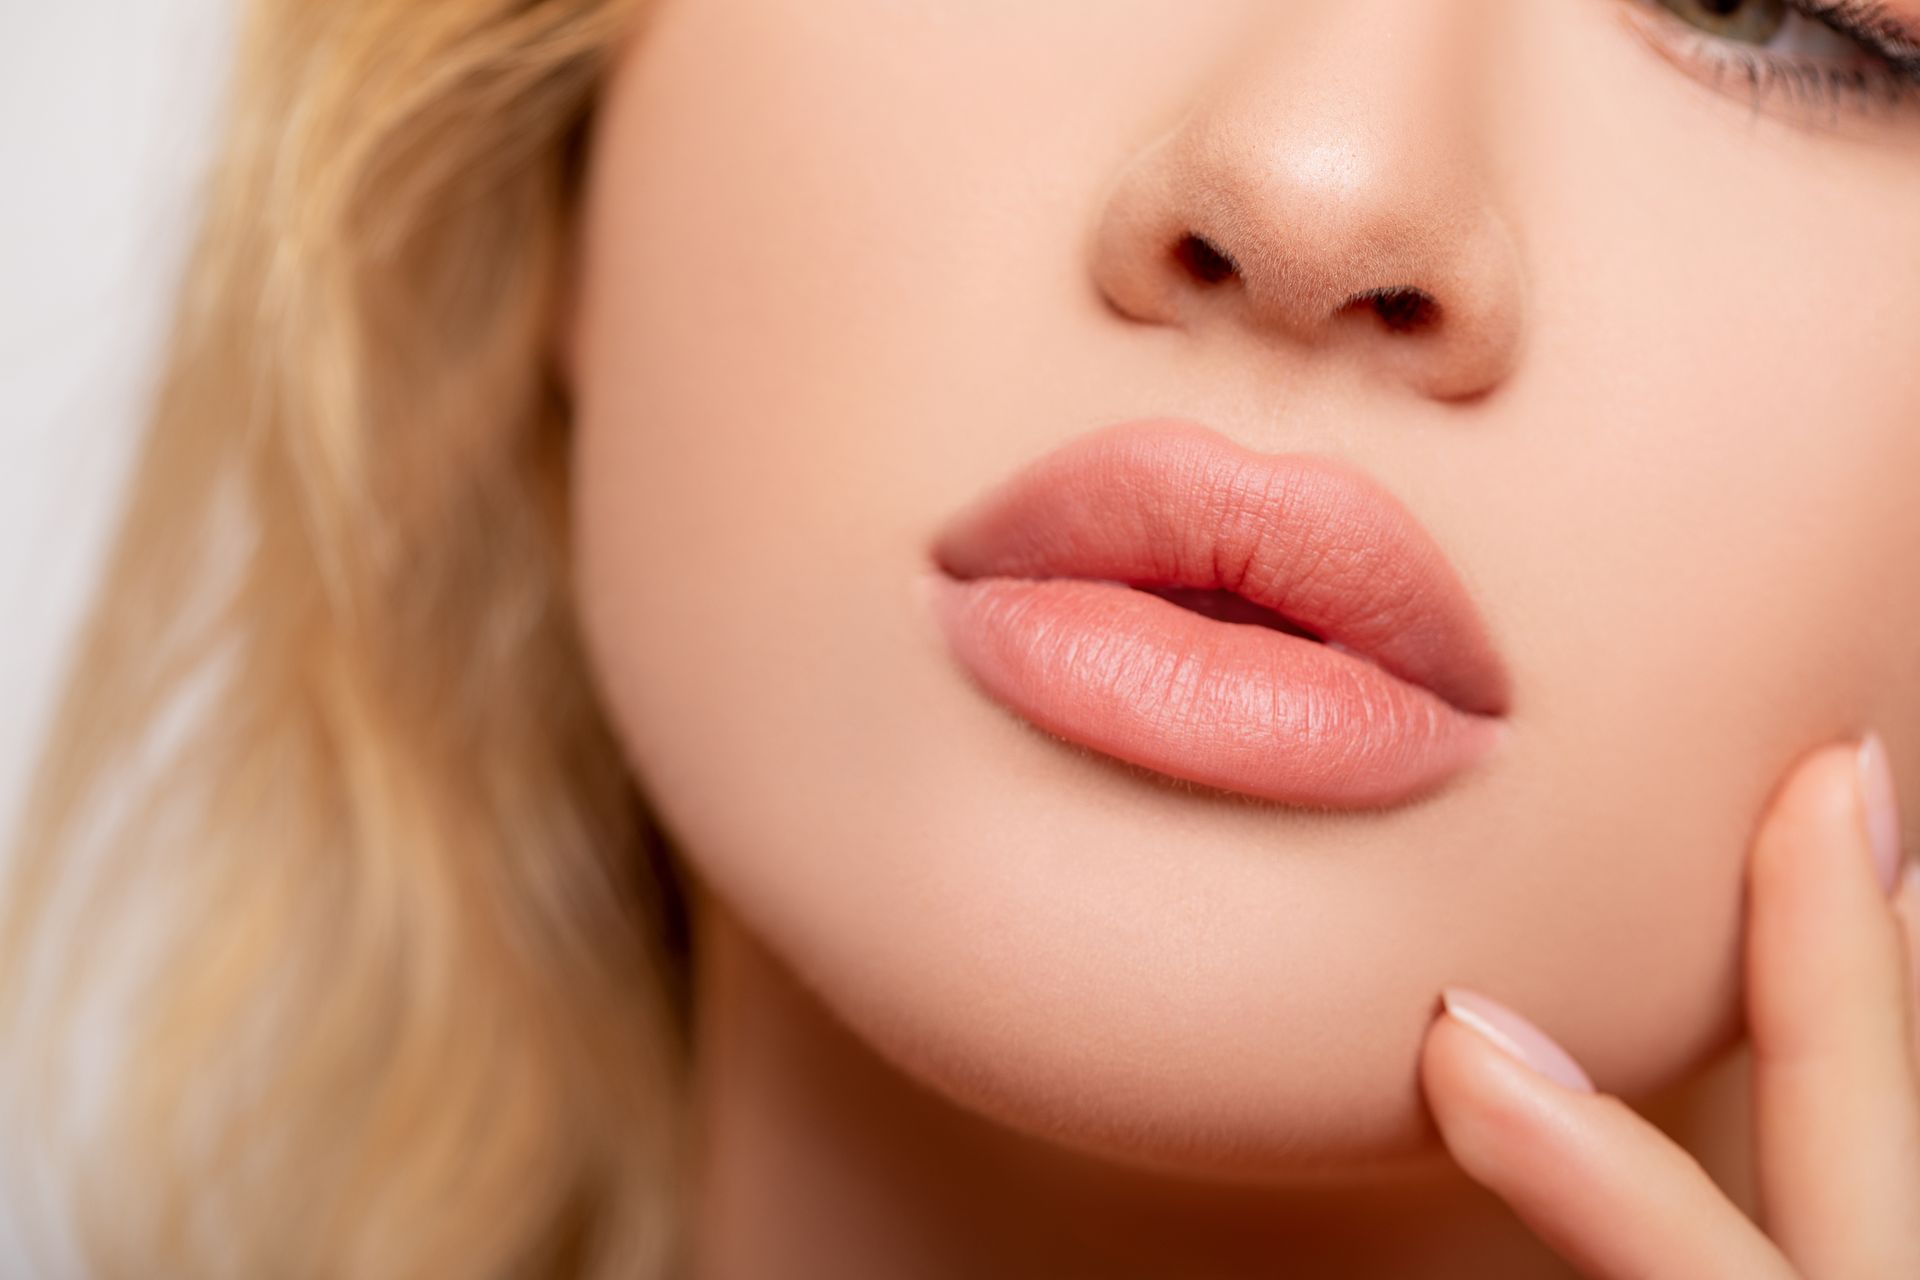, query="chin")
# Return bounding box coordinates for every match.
[683,732,1544,1185]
